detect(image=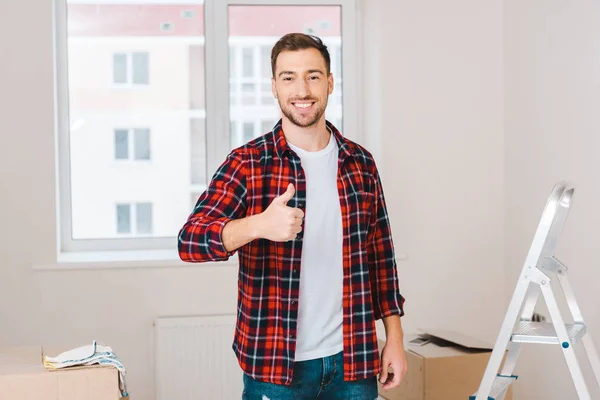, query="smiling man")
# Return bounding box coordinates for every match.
[178,33,407,400]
